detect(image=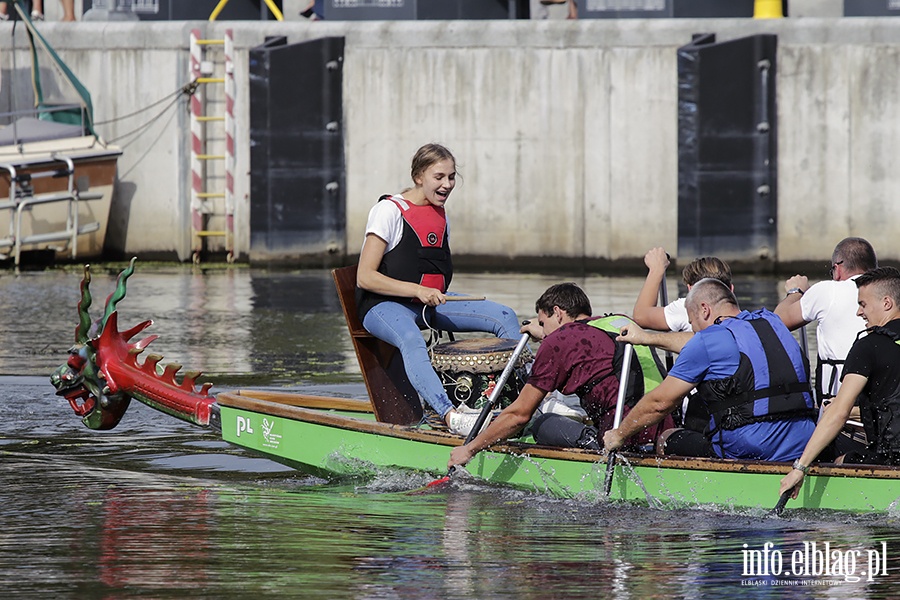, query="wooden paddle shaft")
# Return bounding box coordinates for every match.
[605,343,635,495]
[444,295,486,302]
[612,344,634,431]
[463,331,531,444]
[799,323,810,363]
[428,330,531,487]
[659,274,674,371]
